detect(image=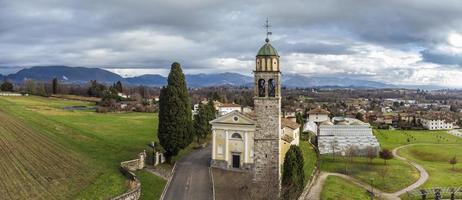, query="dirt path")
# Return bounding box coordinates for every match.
[390,144,429,197]
[300,144,429,200]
